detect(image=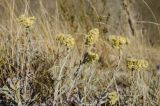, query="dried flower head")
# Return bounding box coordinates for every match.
[63,35,75,48]
[108,35,129,49]
[83,51,99,63]
[107,91,119,105]
[17,15,36,28]
[126,58,148,70]
[85,28,99,45]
